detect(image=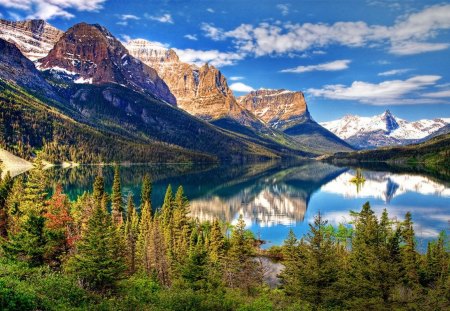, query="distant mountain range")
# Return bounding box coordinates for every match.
[320,110,449,149]
[0,18,354,165]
